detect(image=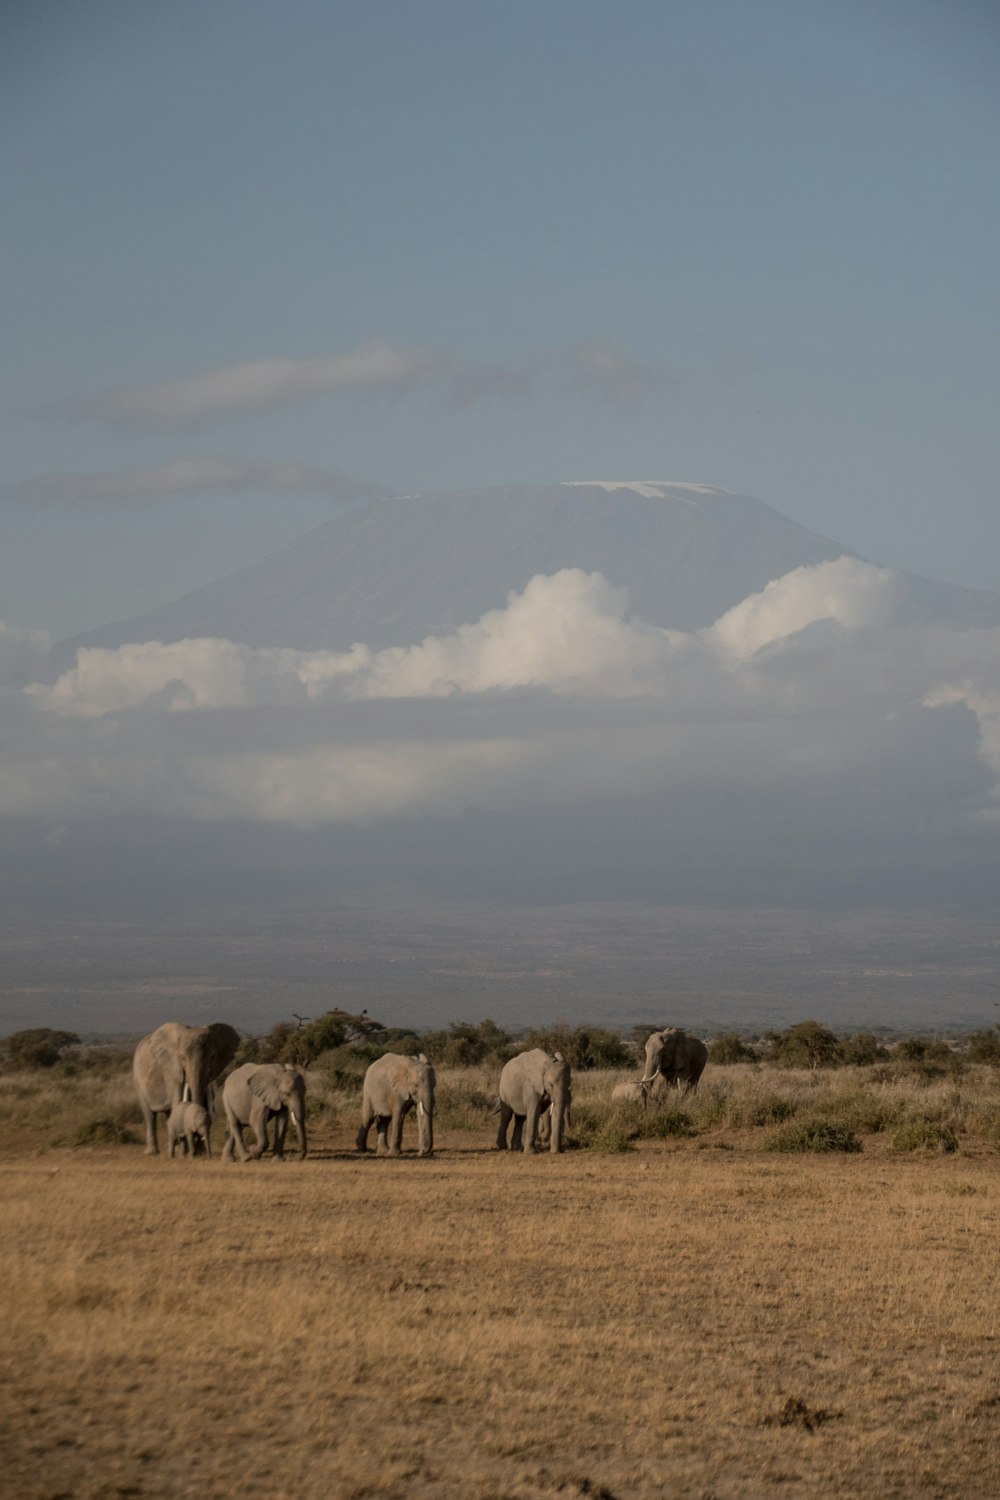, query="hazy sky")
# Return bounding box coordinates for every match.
[3,0,999,639]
